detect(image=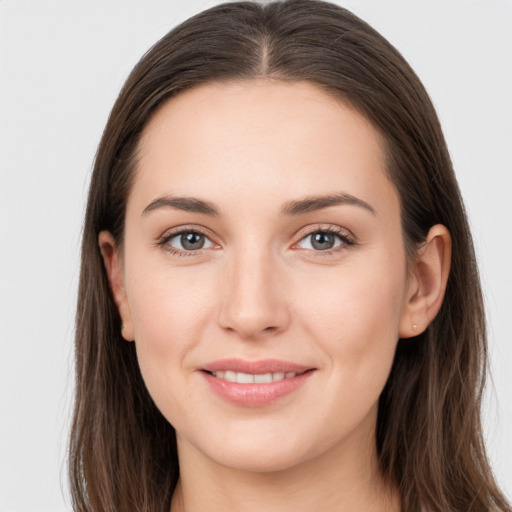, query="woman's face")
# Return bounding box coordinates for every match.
[112,80,417,472]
